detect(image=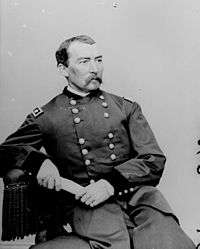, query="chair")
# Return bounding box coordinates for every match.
[2,169,70,244]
